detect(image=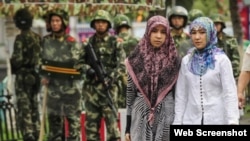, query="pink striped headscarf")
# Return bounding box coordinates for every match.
[125,15,181,123]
